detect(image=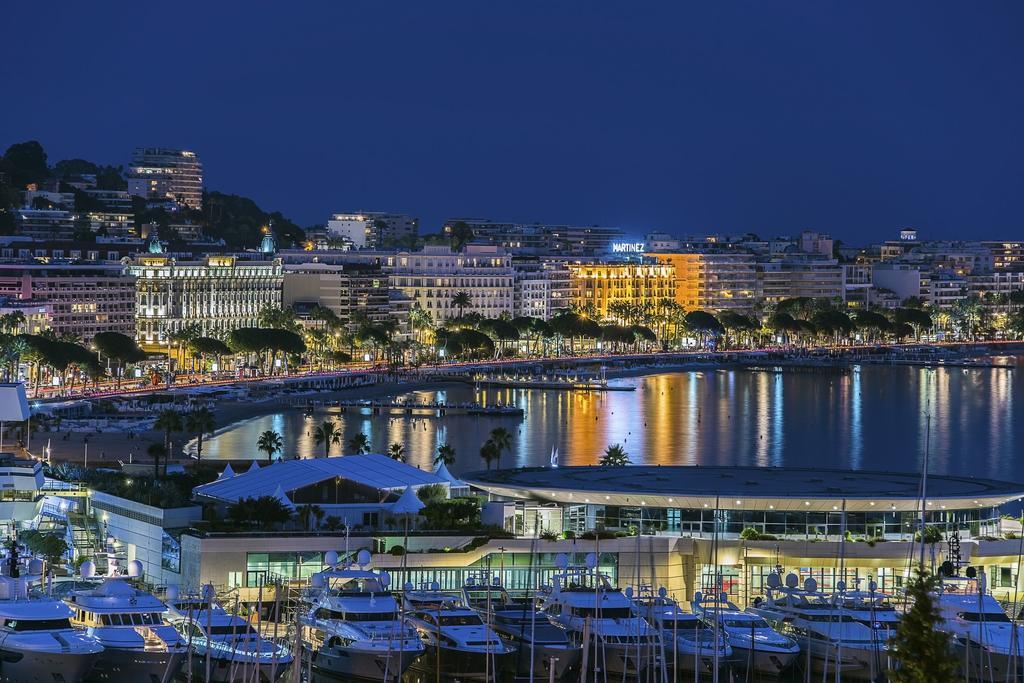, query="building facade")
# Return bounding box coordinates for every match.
[568,262,675,319]
[444,219,624,256]
[652,252,757,312]
[384,245,515,322]
[127,255,283,346]
[0,263,135,341]
[326,212,419,249]
[283,261,406,335]
[512,259,572,319]
[128,148,204,209]
[755,256,845,303]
